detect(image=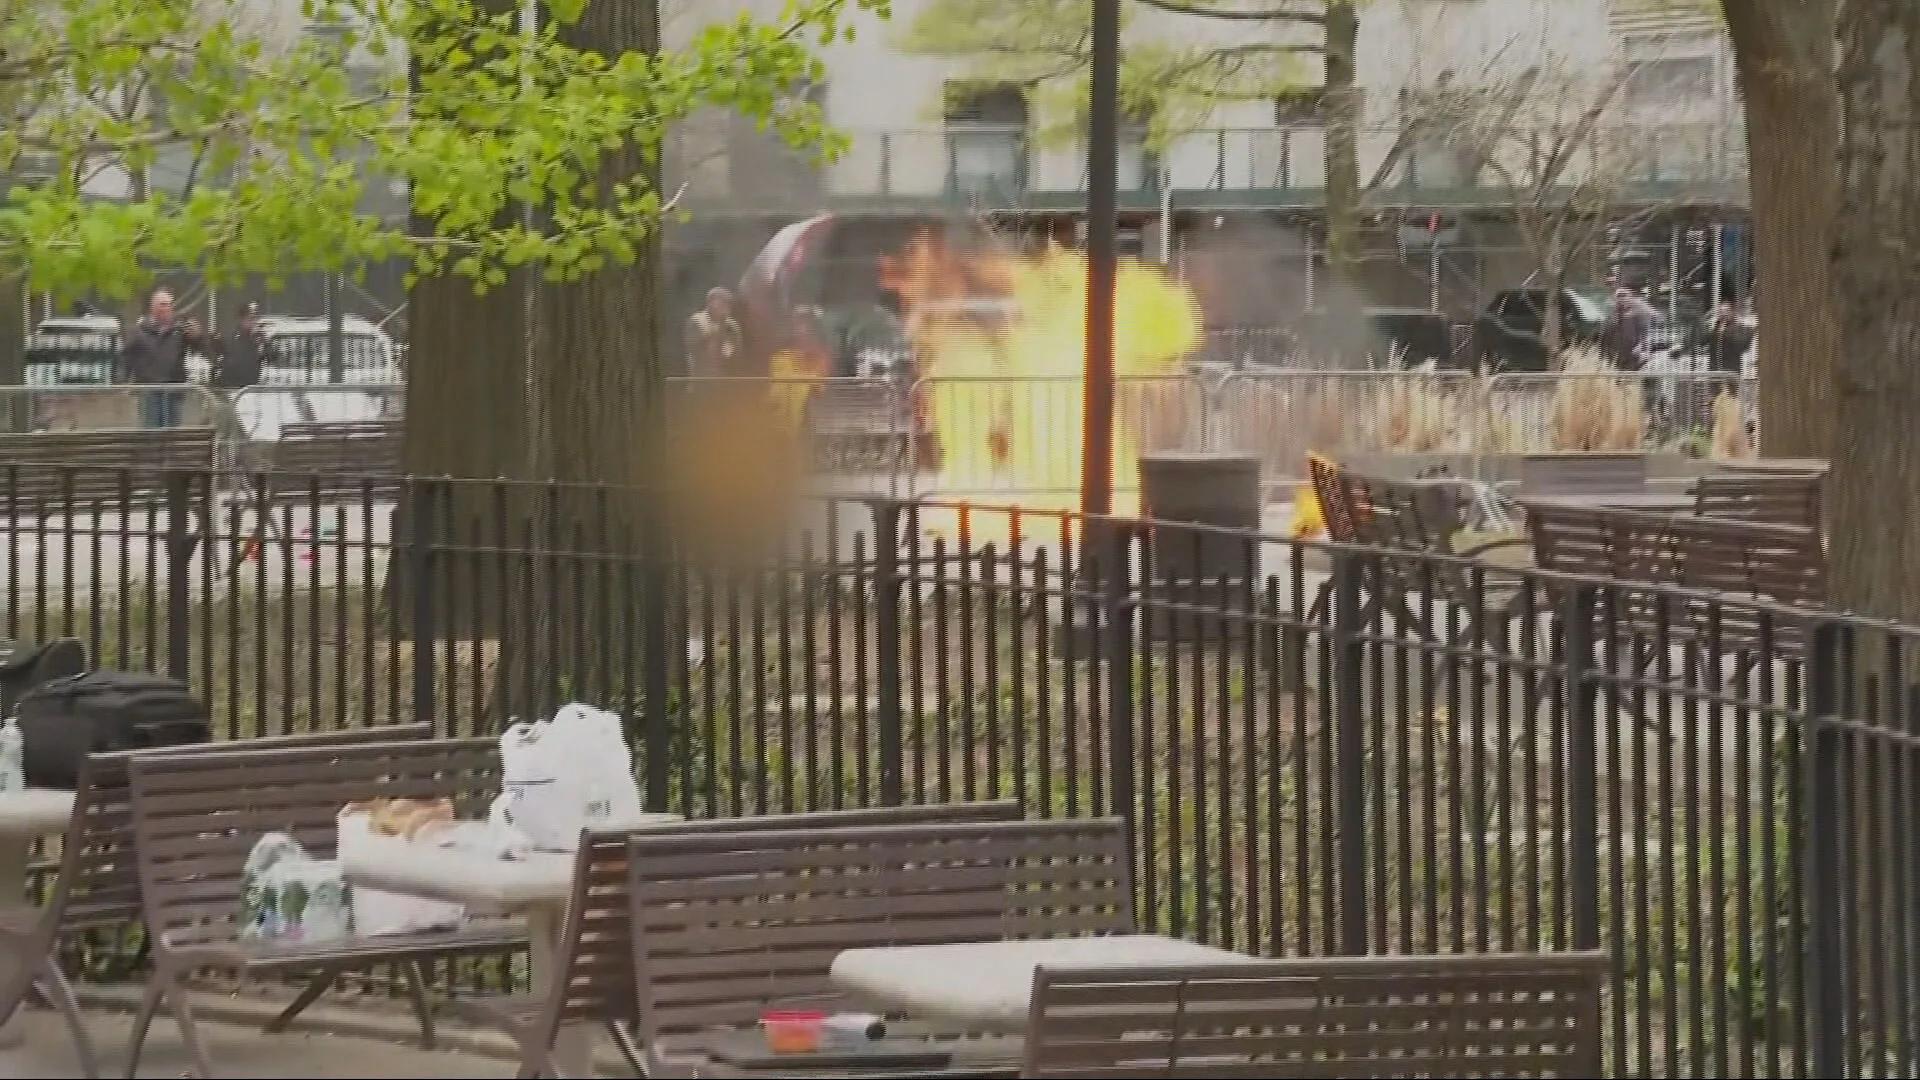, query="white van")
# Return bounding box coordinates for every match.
[228,315,403,440]
[250,315,403,385]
